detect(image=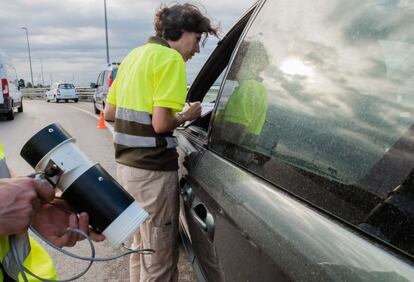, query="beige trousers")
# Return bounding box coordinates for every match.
[117,164,179,282]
